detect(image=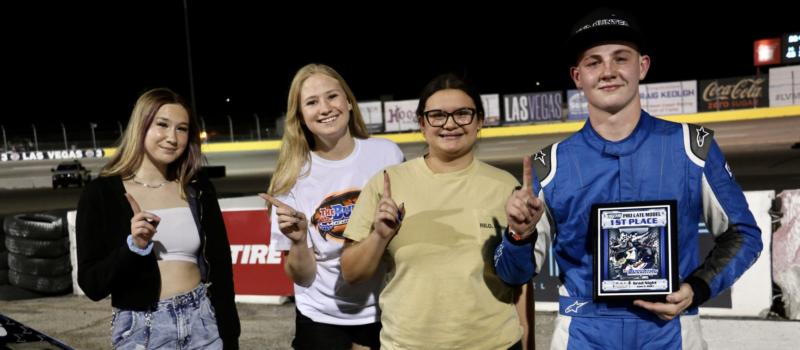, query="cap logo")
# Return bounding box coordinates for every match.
[575,18,629,34]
